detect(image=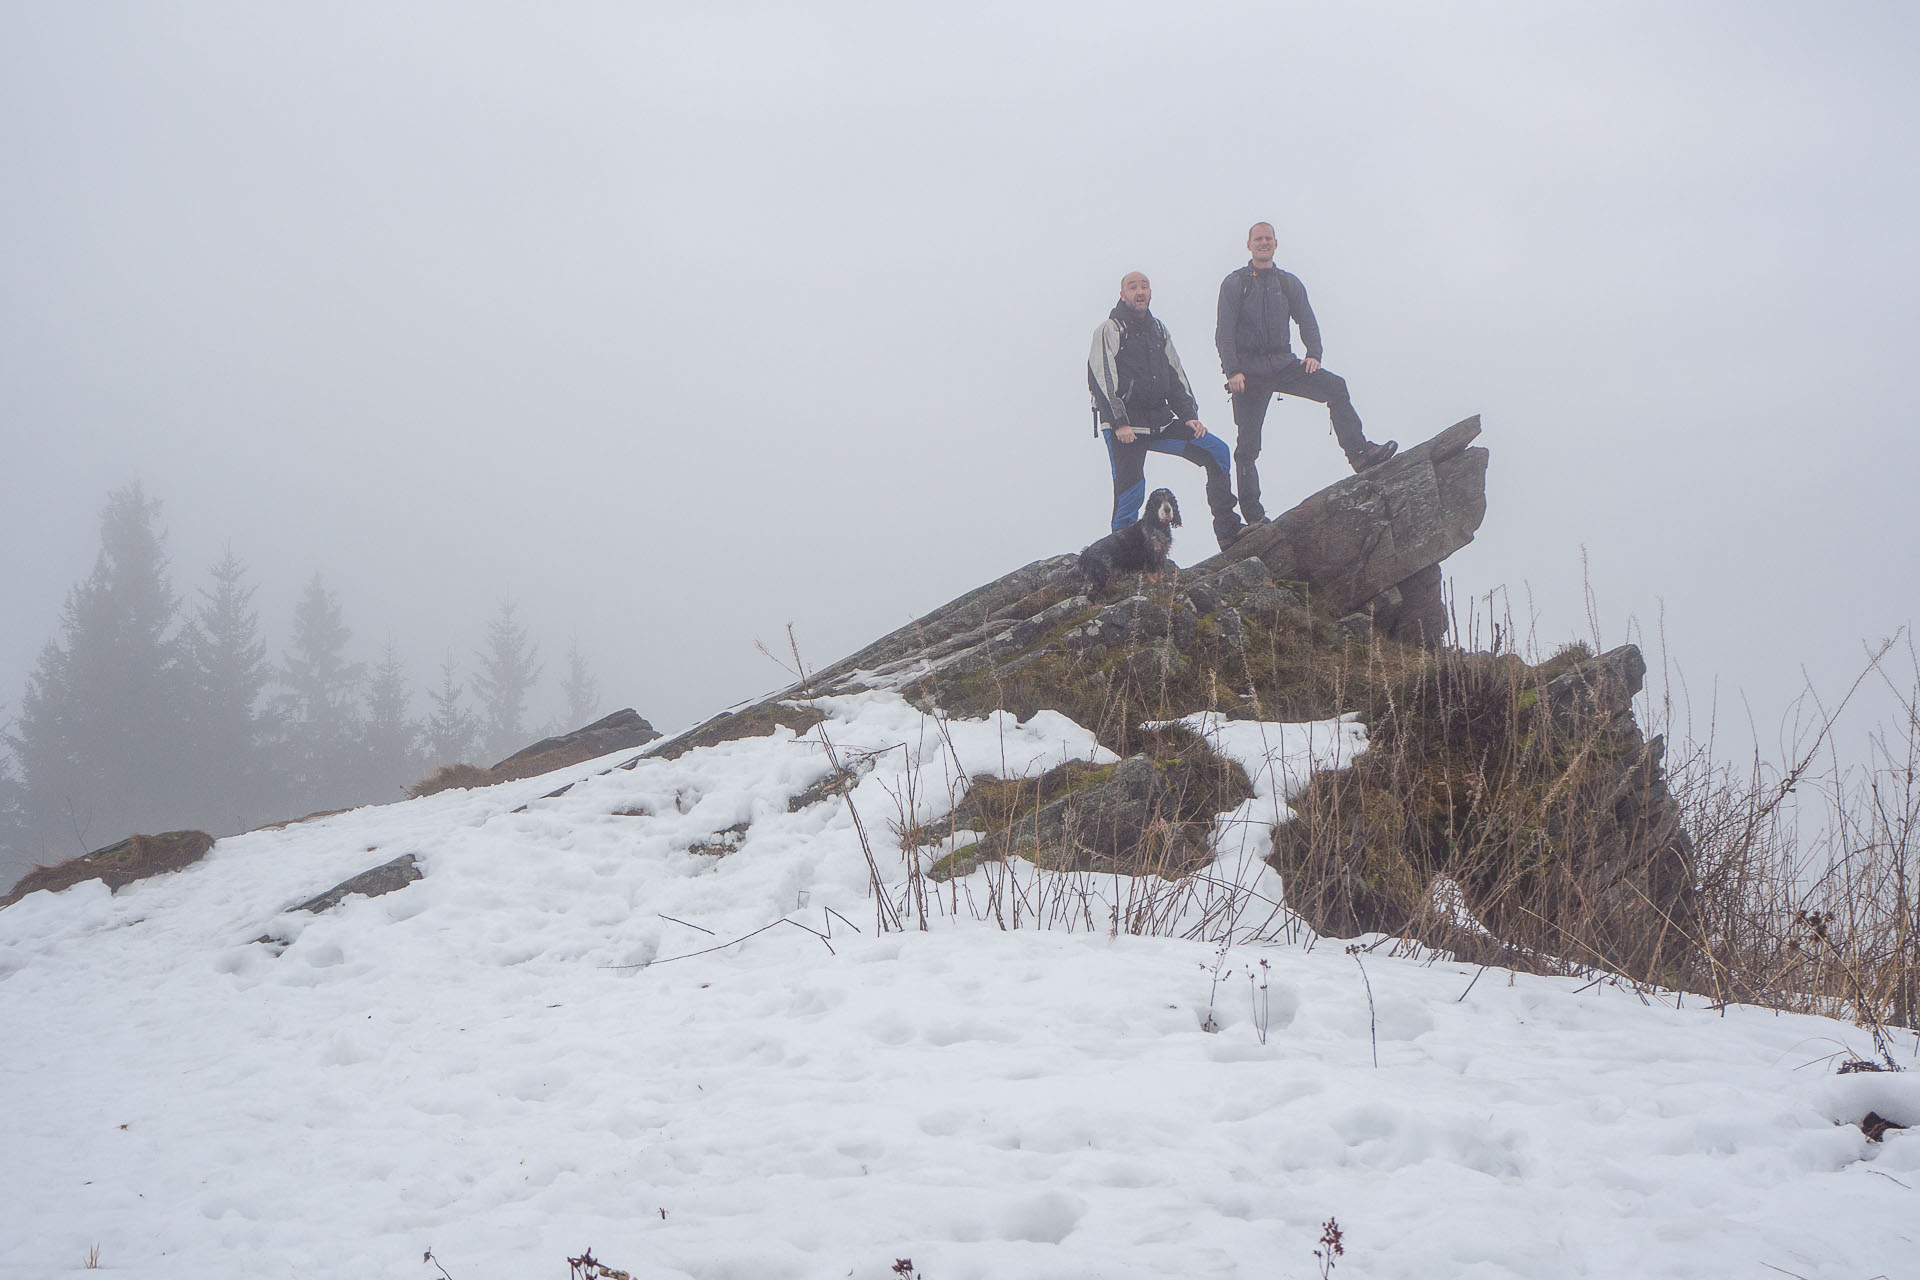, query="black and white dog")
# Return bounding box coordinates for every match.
[1078,488,1181,596]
